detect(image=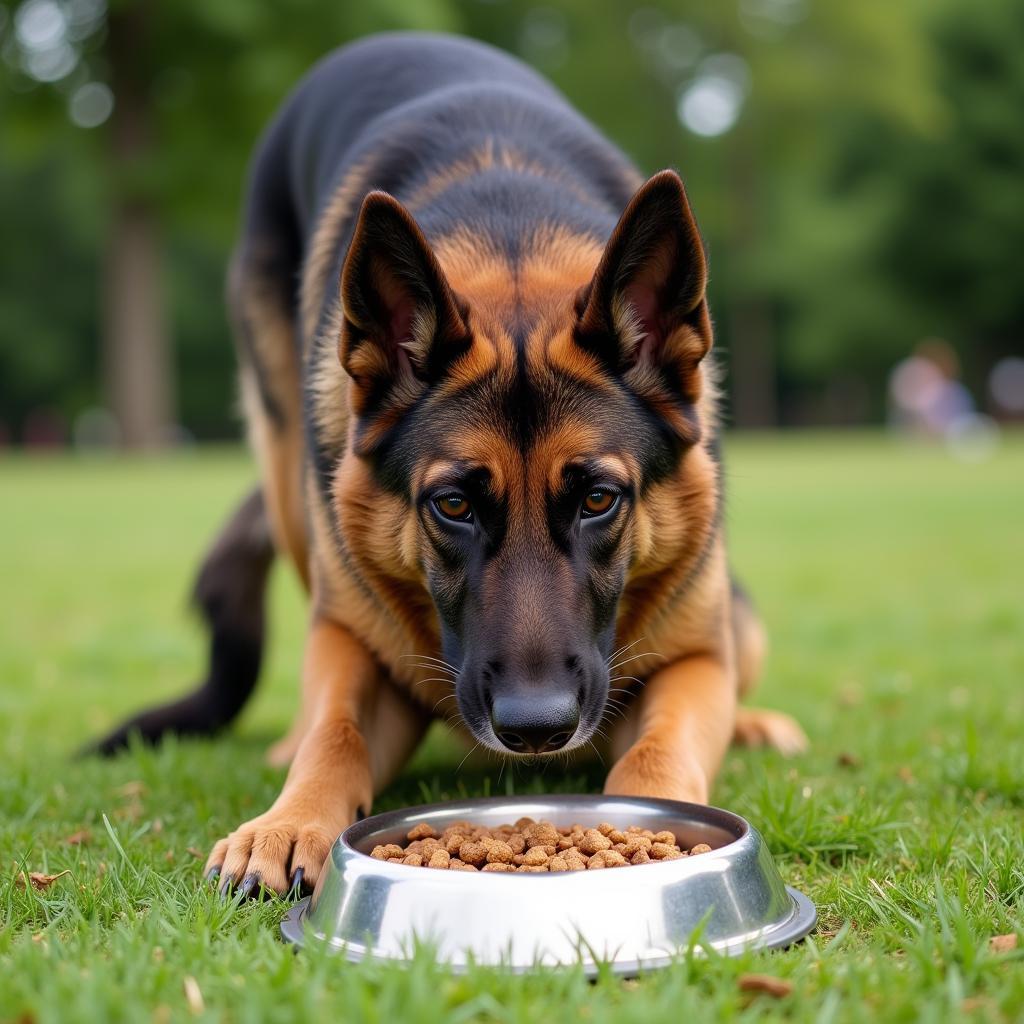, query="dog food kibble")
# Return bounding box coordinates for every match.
[427,849,451,869]
[368,820,716,872]
[406,823,437,841]
[579,829,613,855]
